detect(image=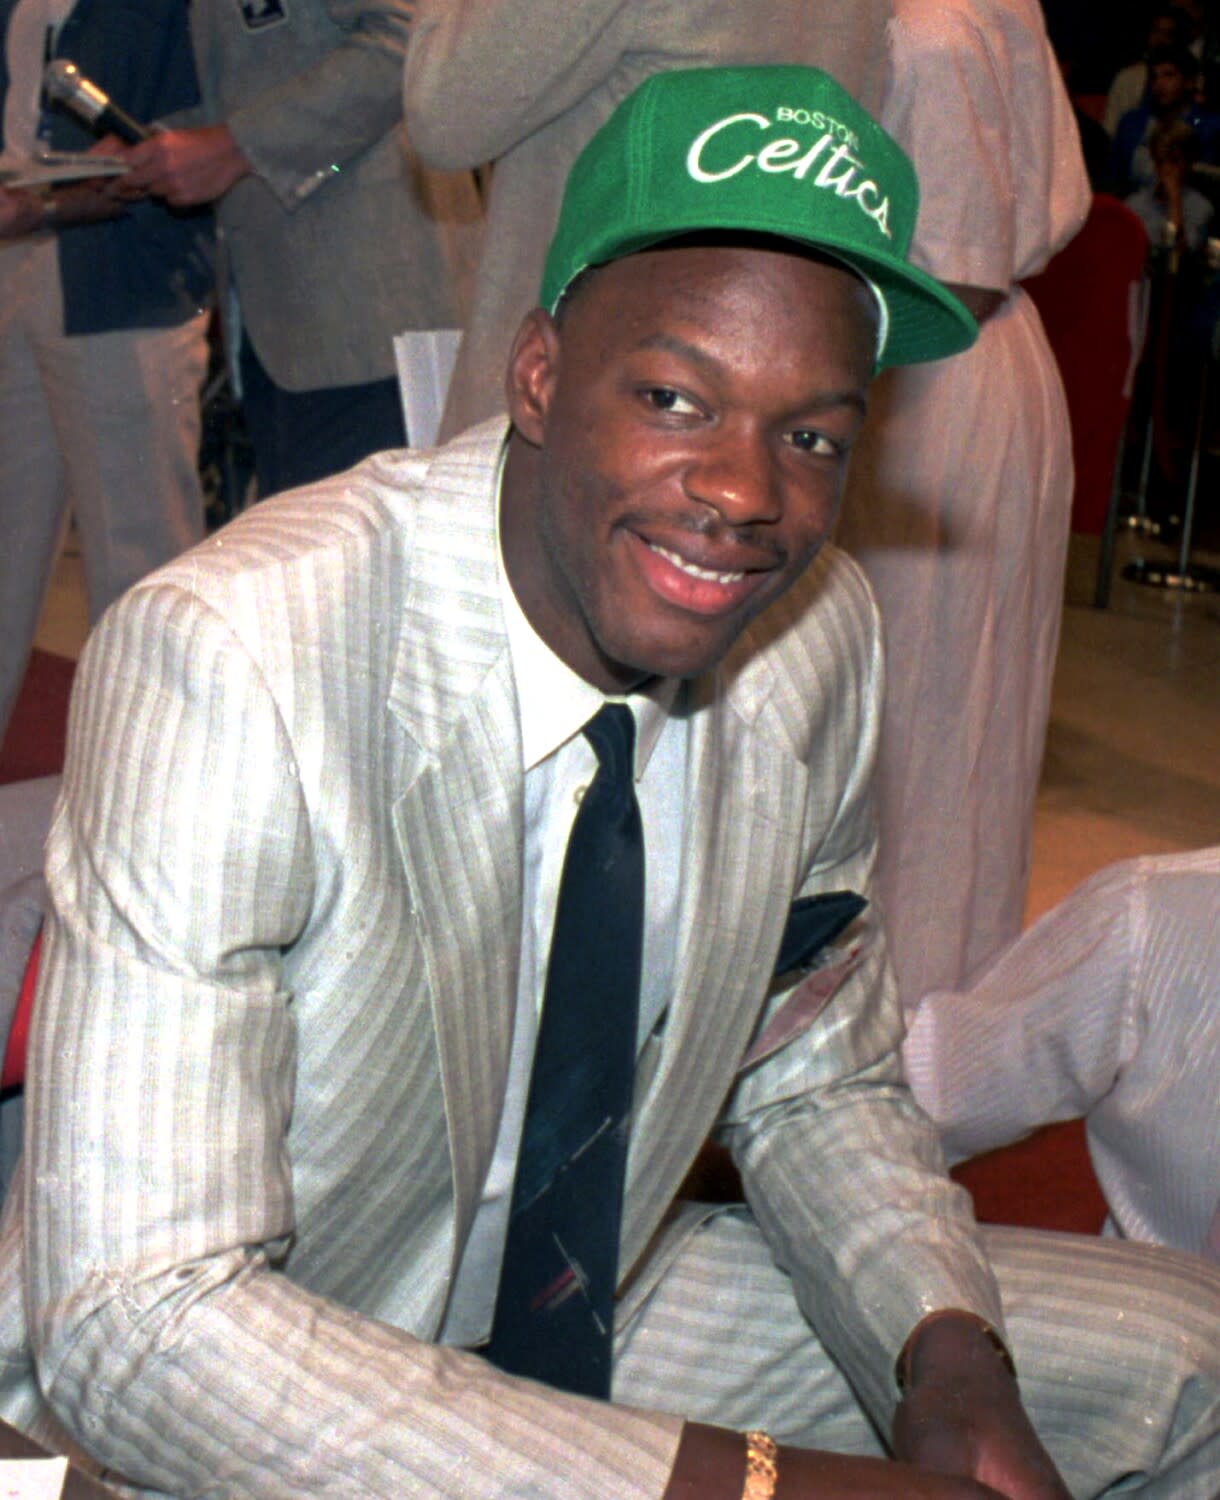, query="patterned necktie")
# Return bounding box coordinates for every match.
[485,702,644,1397]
